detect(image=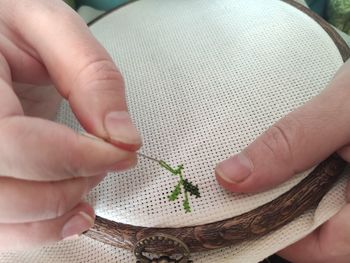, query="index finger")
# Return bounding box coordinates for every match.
[8,0,142,150]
